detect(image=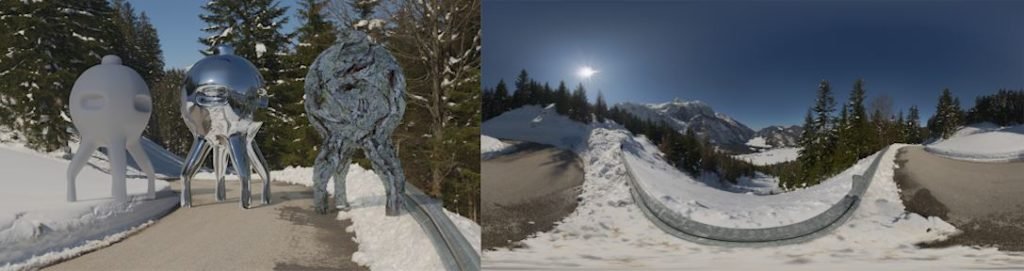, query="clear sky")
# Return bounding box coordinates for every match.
[482,1,1024,130]
[126,0,301,70]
